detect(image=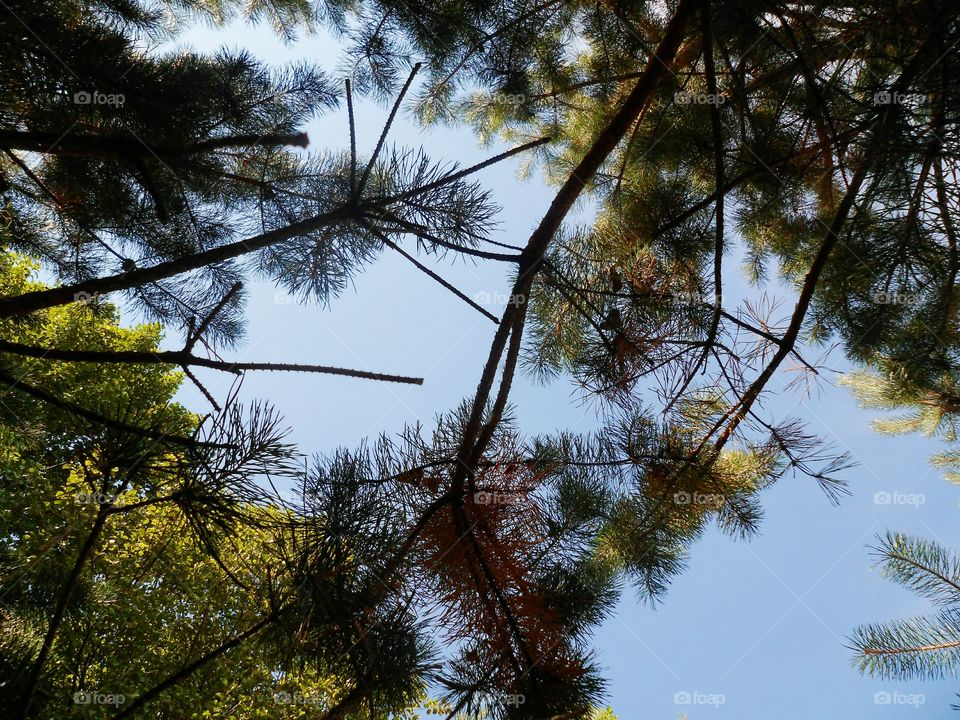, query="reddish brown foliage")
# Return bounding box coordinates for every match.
[416,461,584,687]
